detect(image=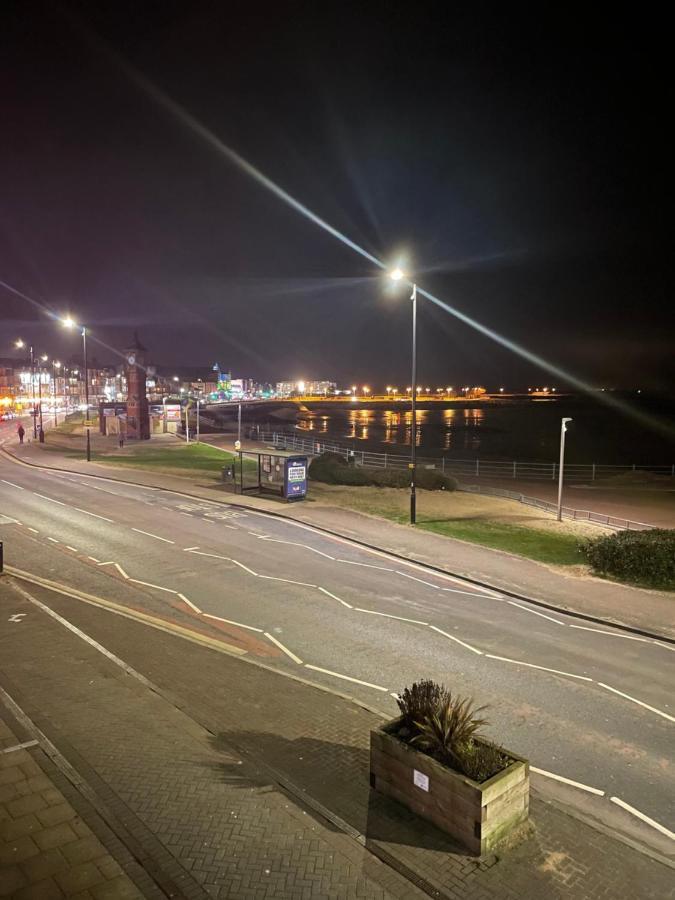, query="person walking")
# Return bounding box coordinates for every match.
[17,423,25,444]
